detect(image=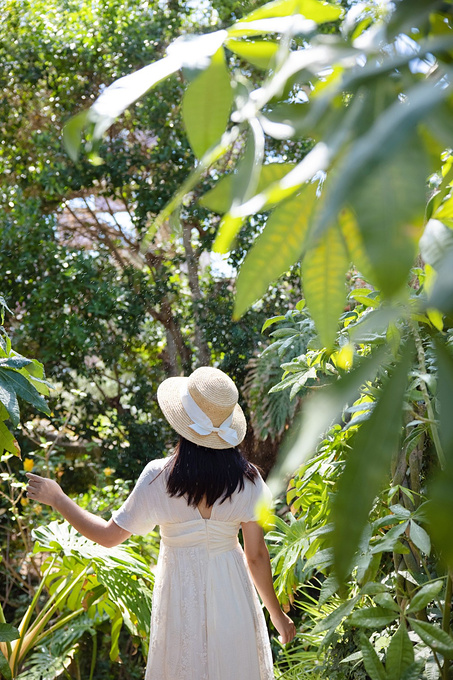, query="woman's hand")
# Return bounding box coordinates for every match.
[26,473,64,508]
[270,610,297,644]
